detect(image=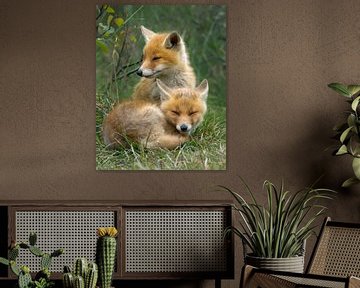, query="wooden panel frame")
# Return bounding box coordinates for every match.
[120,205,234,280]
[8,205,121,280]
[0,201,234,281]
